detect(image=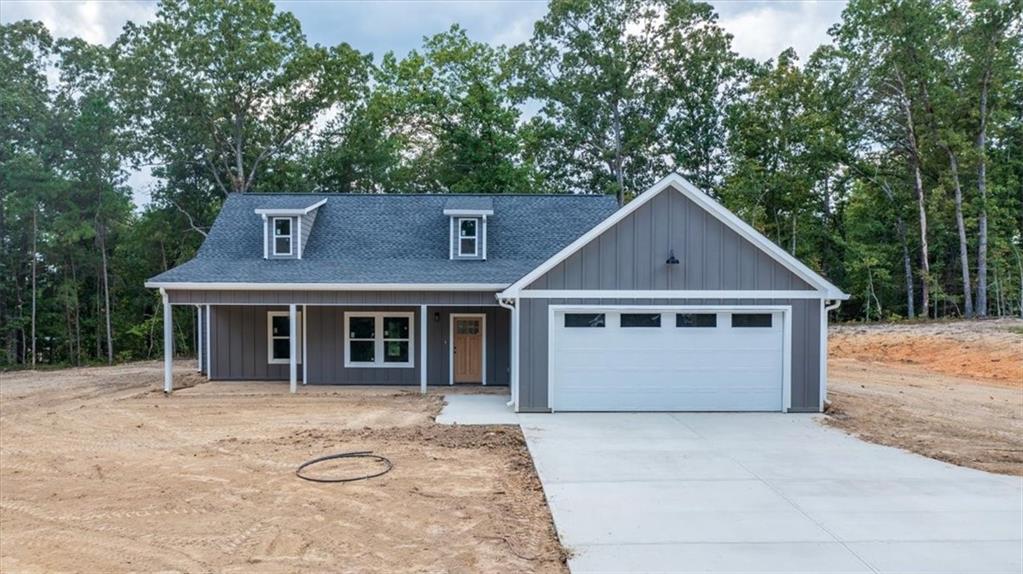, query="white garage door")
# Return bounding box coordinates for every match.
[550,308,785,412]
